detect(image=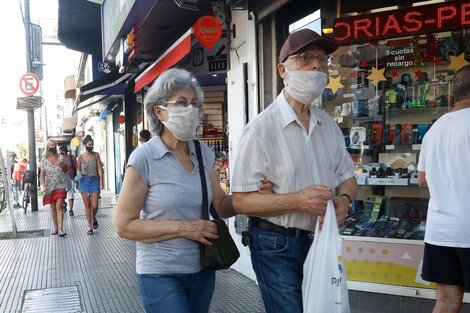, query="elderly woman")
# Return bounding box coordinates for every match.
[40,139,69,237]
[116,68,236,313]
